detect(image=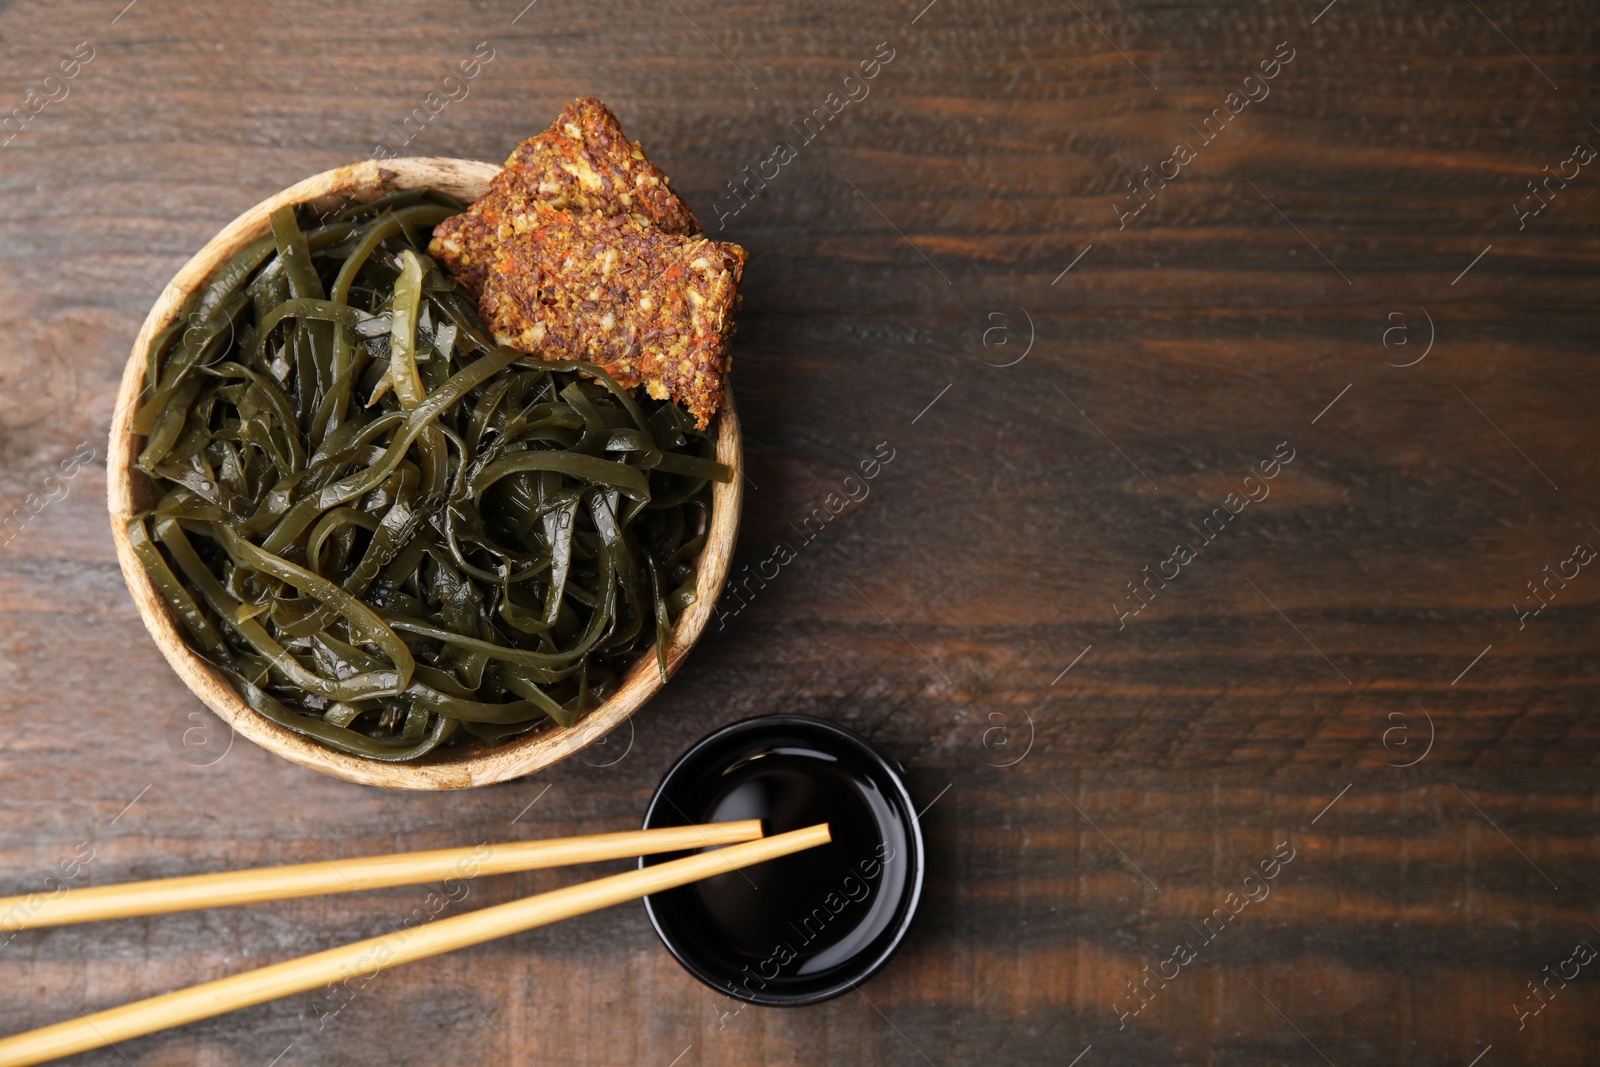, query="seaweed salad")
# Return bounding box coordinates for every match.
[127,189,730,761]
